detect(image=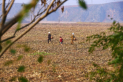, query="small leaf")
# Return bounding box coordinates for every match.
[79,0,87,9]
[57,0,61,6]
[61,6,64,13]
[18,65,25,72]
[89,47,95,53]
[97,69,101,73]
[17,55,23,61]
[47,60,51,65]
[16,44,23,48]
[93,63,99,67]
[24,47,30,52]
[103,44,109,50]
[111,18,113,20]
[113,20,116,25]
[10,49,16,54]
[6,40,11,45]
[90,72,96,77]
[41,0,46,6]
[16,27,20,31]
[18,76,28,82]
[9,76,17,81]
[38,55,43,63]
[23,45,30,52]
[52,64,56,72]
[4,60,13,66]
